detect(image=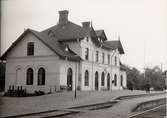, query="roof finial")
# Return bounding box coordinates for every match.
[118,35,120,40]
[90,21,93,27]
